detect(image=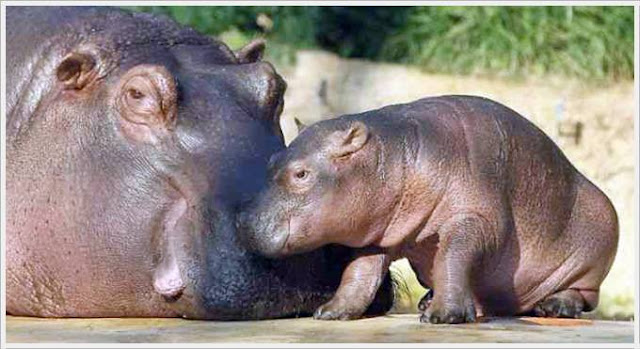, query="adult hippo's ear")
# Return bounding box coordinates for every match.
[234,61,287,139]
[328,121,369,158]
[56,51,99,90]
[115,65,178,144]
[235,39,266,64]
